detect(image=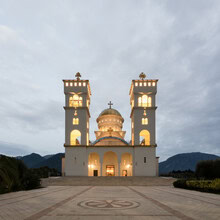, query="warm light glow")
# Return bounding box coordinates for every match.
[135,82,138,86]
[88,164,94,169]
[69,95,83,107]
[140,130,150,145]
[139,82,142,86]
[126,164,130,168]
[70,82,73,86]
[70,130,81,145]
[73,118,79,125]
[87,133,89,145]
[142,118,148,125]
[142,95,148,107]
[74,82,77,86]
[83,82,86,86]
[65,82,69,87]
[148,82,151,86]
[148,97,152,107]
[138,95,151,107]
[79,82,81,86]
[152,82,156,86]
[144,82,147,86]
